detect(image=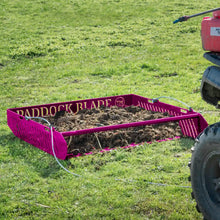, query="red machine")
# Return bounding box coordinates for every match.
[201,10,220,52]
